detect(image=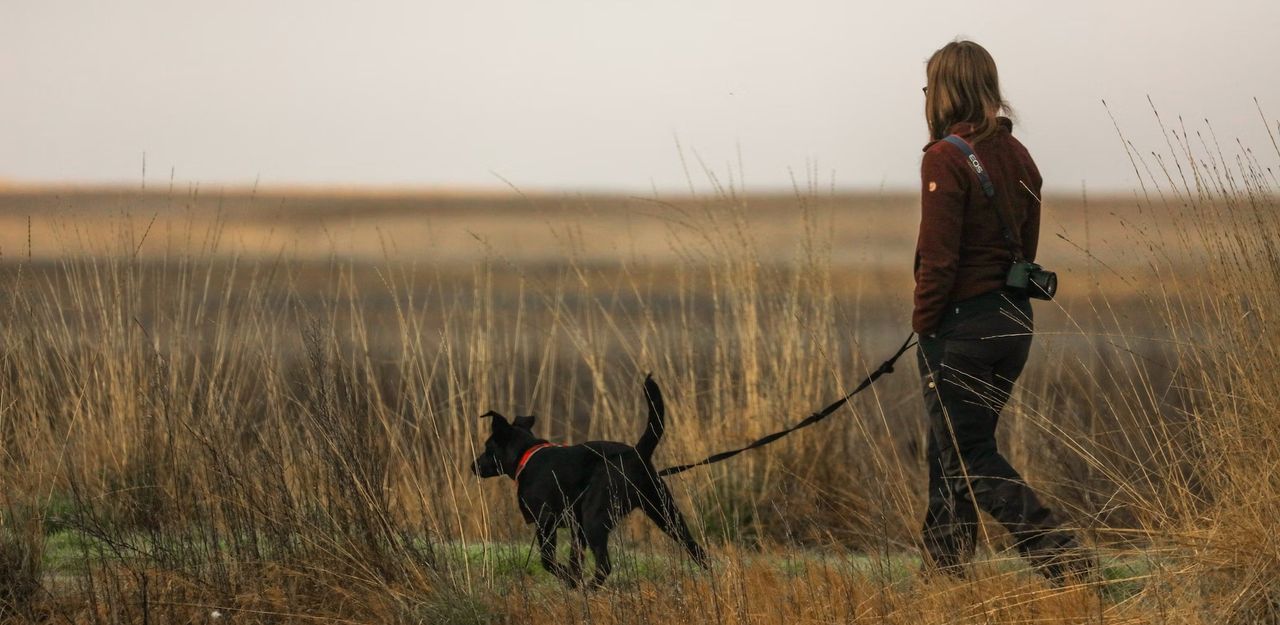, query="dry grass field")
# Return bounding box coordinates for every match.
[0,124,1278,624]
